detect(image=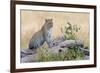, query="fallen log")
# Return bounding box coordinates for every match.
[20,40,89,63]
[79,48,89,56]
[57,40,83,48]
